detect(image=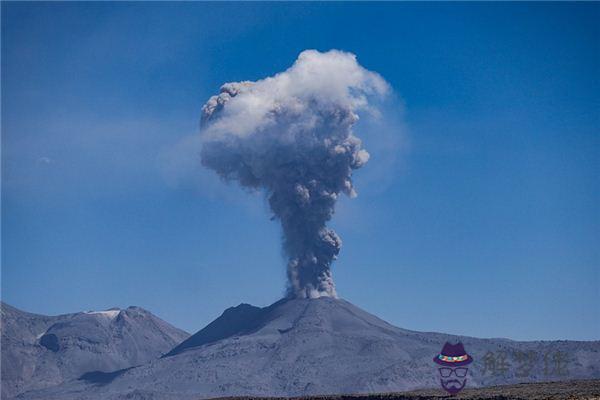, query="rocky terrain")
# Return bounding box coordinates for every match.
[216,379,600,399]
[1,302,189,399]
[14,297,600,400]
